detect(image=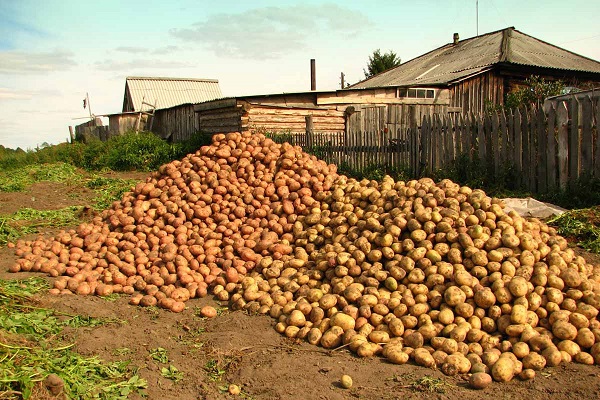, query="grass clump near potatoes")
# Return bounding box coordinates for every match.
[0,206,83,246]
[0,162,82,192]
[548,206,600,254]
[0,277,147,399]
[6,131,600,385]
